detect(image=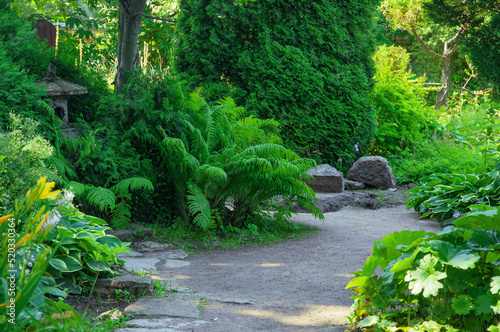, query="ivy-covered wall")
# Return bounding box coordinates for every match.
[176,0,380,170]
